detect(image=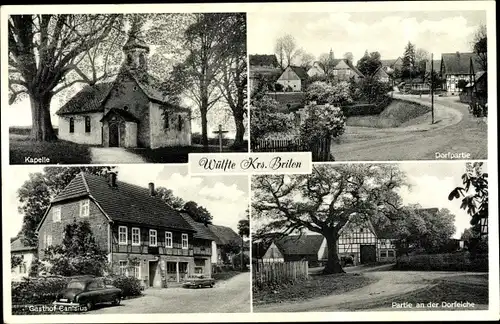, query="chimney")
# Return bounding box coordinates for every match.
[108,172,117,187]
[149,182,155,196]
